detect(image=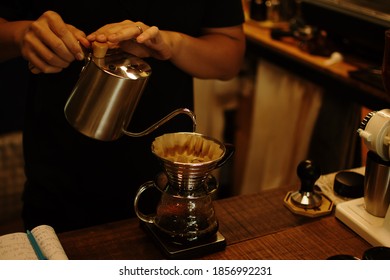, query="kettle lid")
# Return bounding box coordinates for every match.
[93,51,152,80]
